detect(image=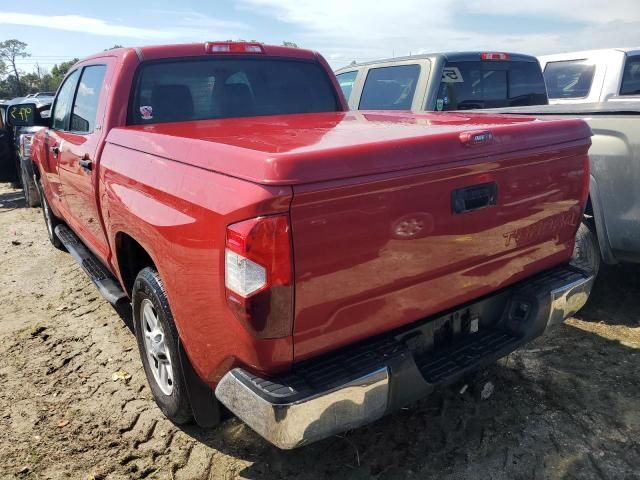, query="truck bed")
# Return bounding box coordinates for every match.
[106,111,590,185]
